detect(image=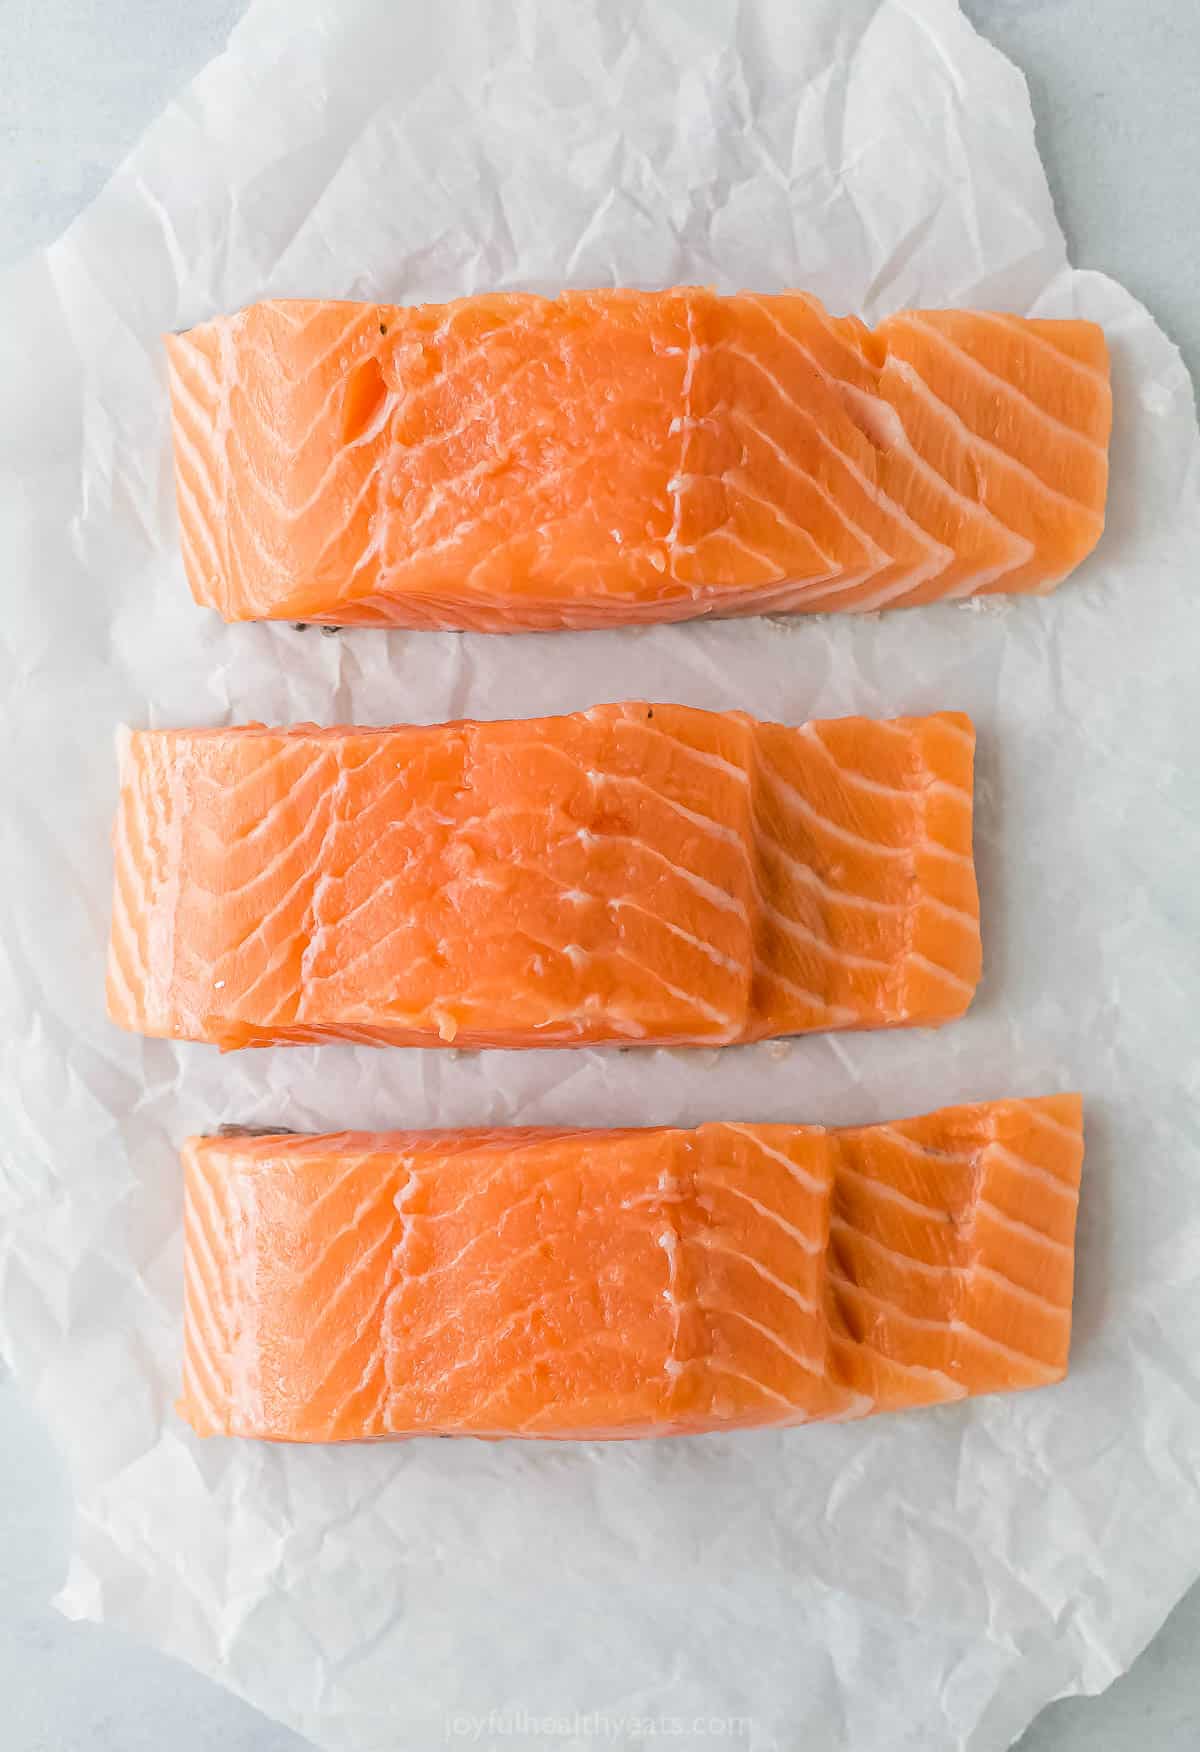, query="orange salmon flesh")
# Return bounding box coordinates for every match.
[107,705,981,1050]
[166,289,1112,630]
[180,1097,1084,1441]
